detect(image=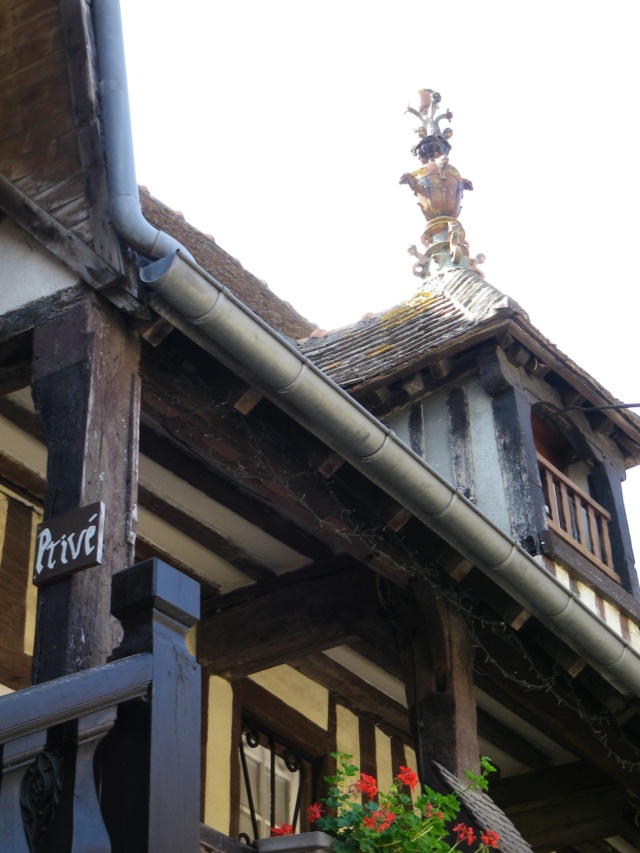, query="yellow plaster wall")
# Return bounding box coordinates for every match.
[374,727,393,793]
[204,675,235,833]
[23,507,39,655]
[249,665,329,730]
[0,485,41,659]
[335,704,359,766]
